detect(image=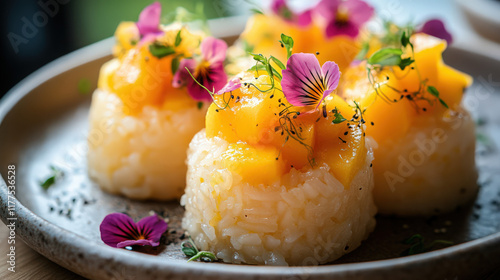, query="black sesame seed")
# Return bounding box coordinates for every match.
[344,131,348,135]
[316,52,320,55]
